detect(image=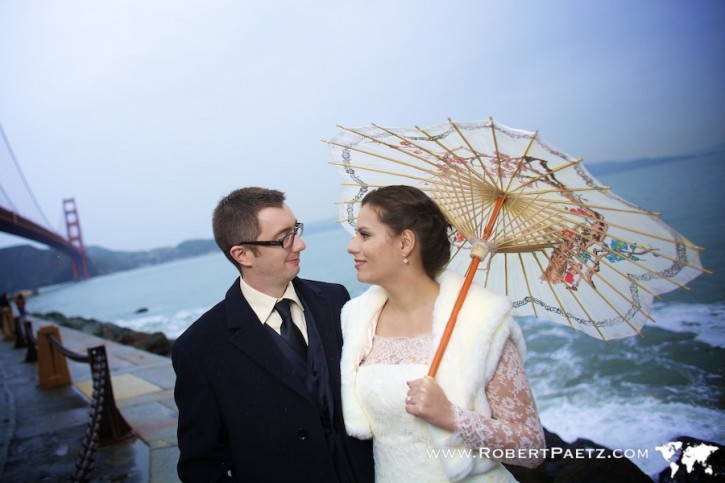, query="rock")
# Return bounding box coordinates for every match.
[40,312,103,336]
[134,307,149,314]
[111,327,173,357]
[32,311,173,357]
[506,429,651,483]
[135,332,172,355]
